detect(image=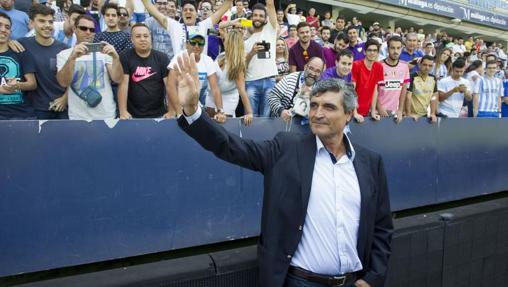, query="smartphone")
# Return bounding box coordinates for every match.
[85,42,105,53]
[240,18,252,27]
